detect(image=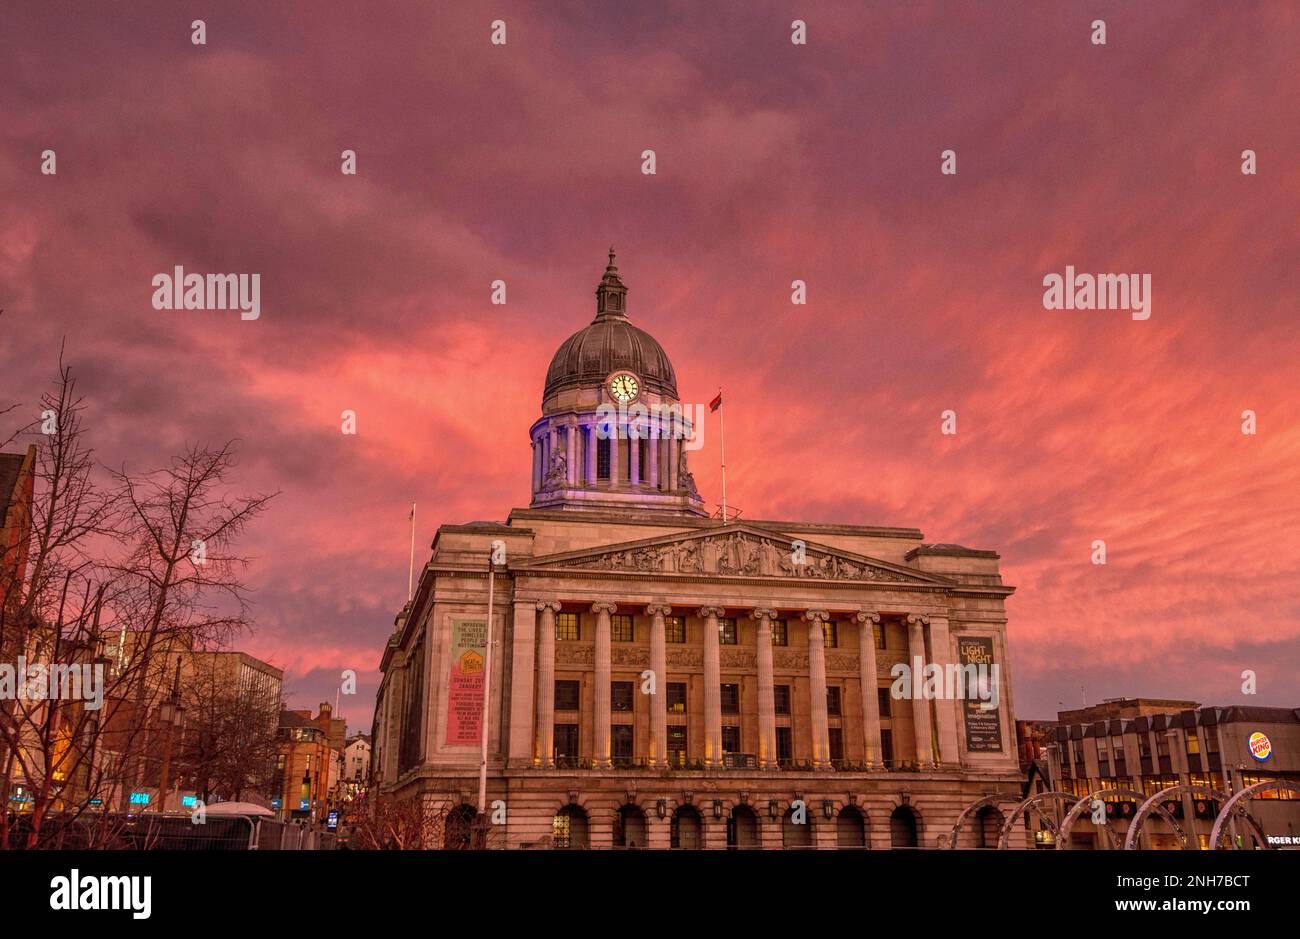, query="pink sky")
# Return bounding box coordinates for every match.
[3,2,1298,731]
